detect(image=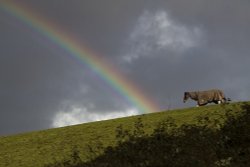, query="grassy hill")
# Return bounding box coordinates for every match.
[0,102,248,167]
